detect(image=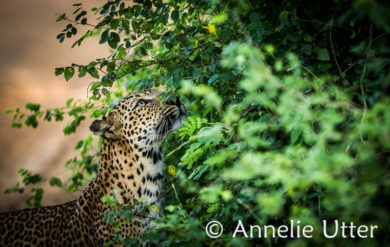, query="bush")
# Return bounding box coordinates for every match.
[6,0,390,246]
